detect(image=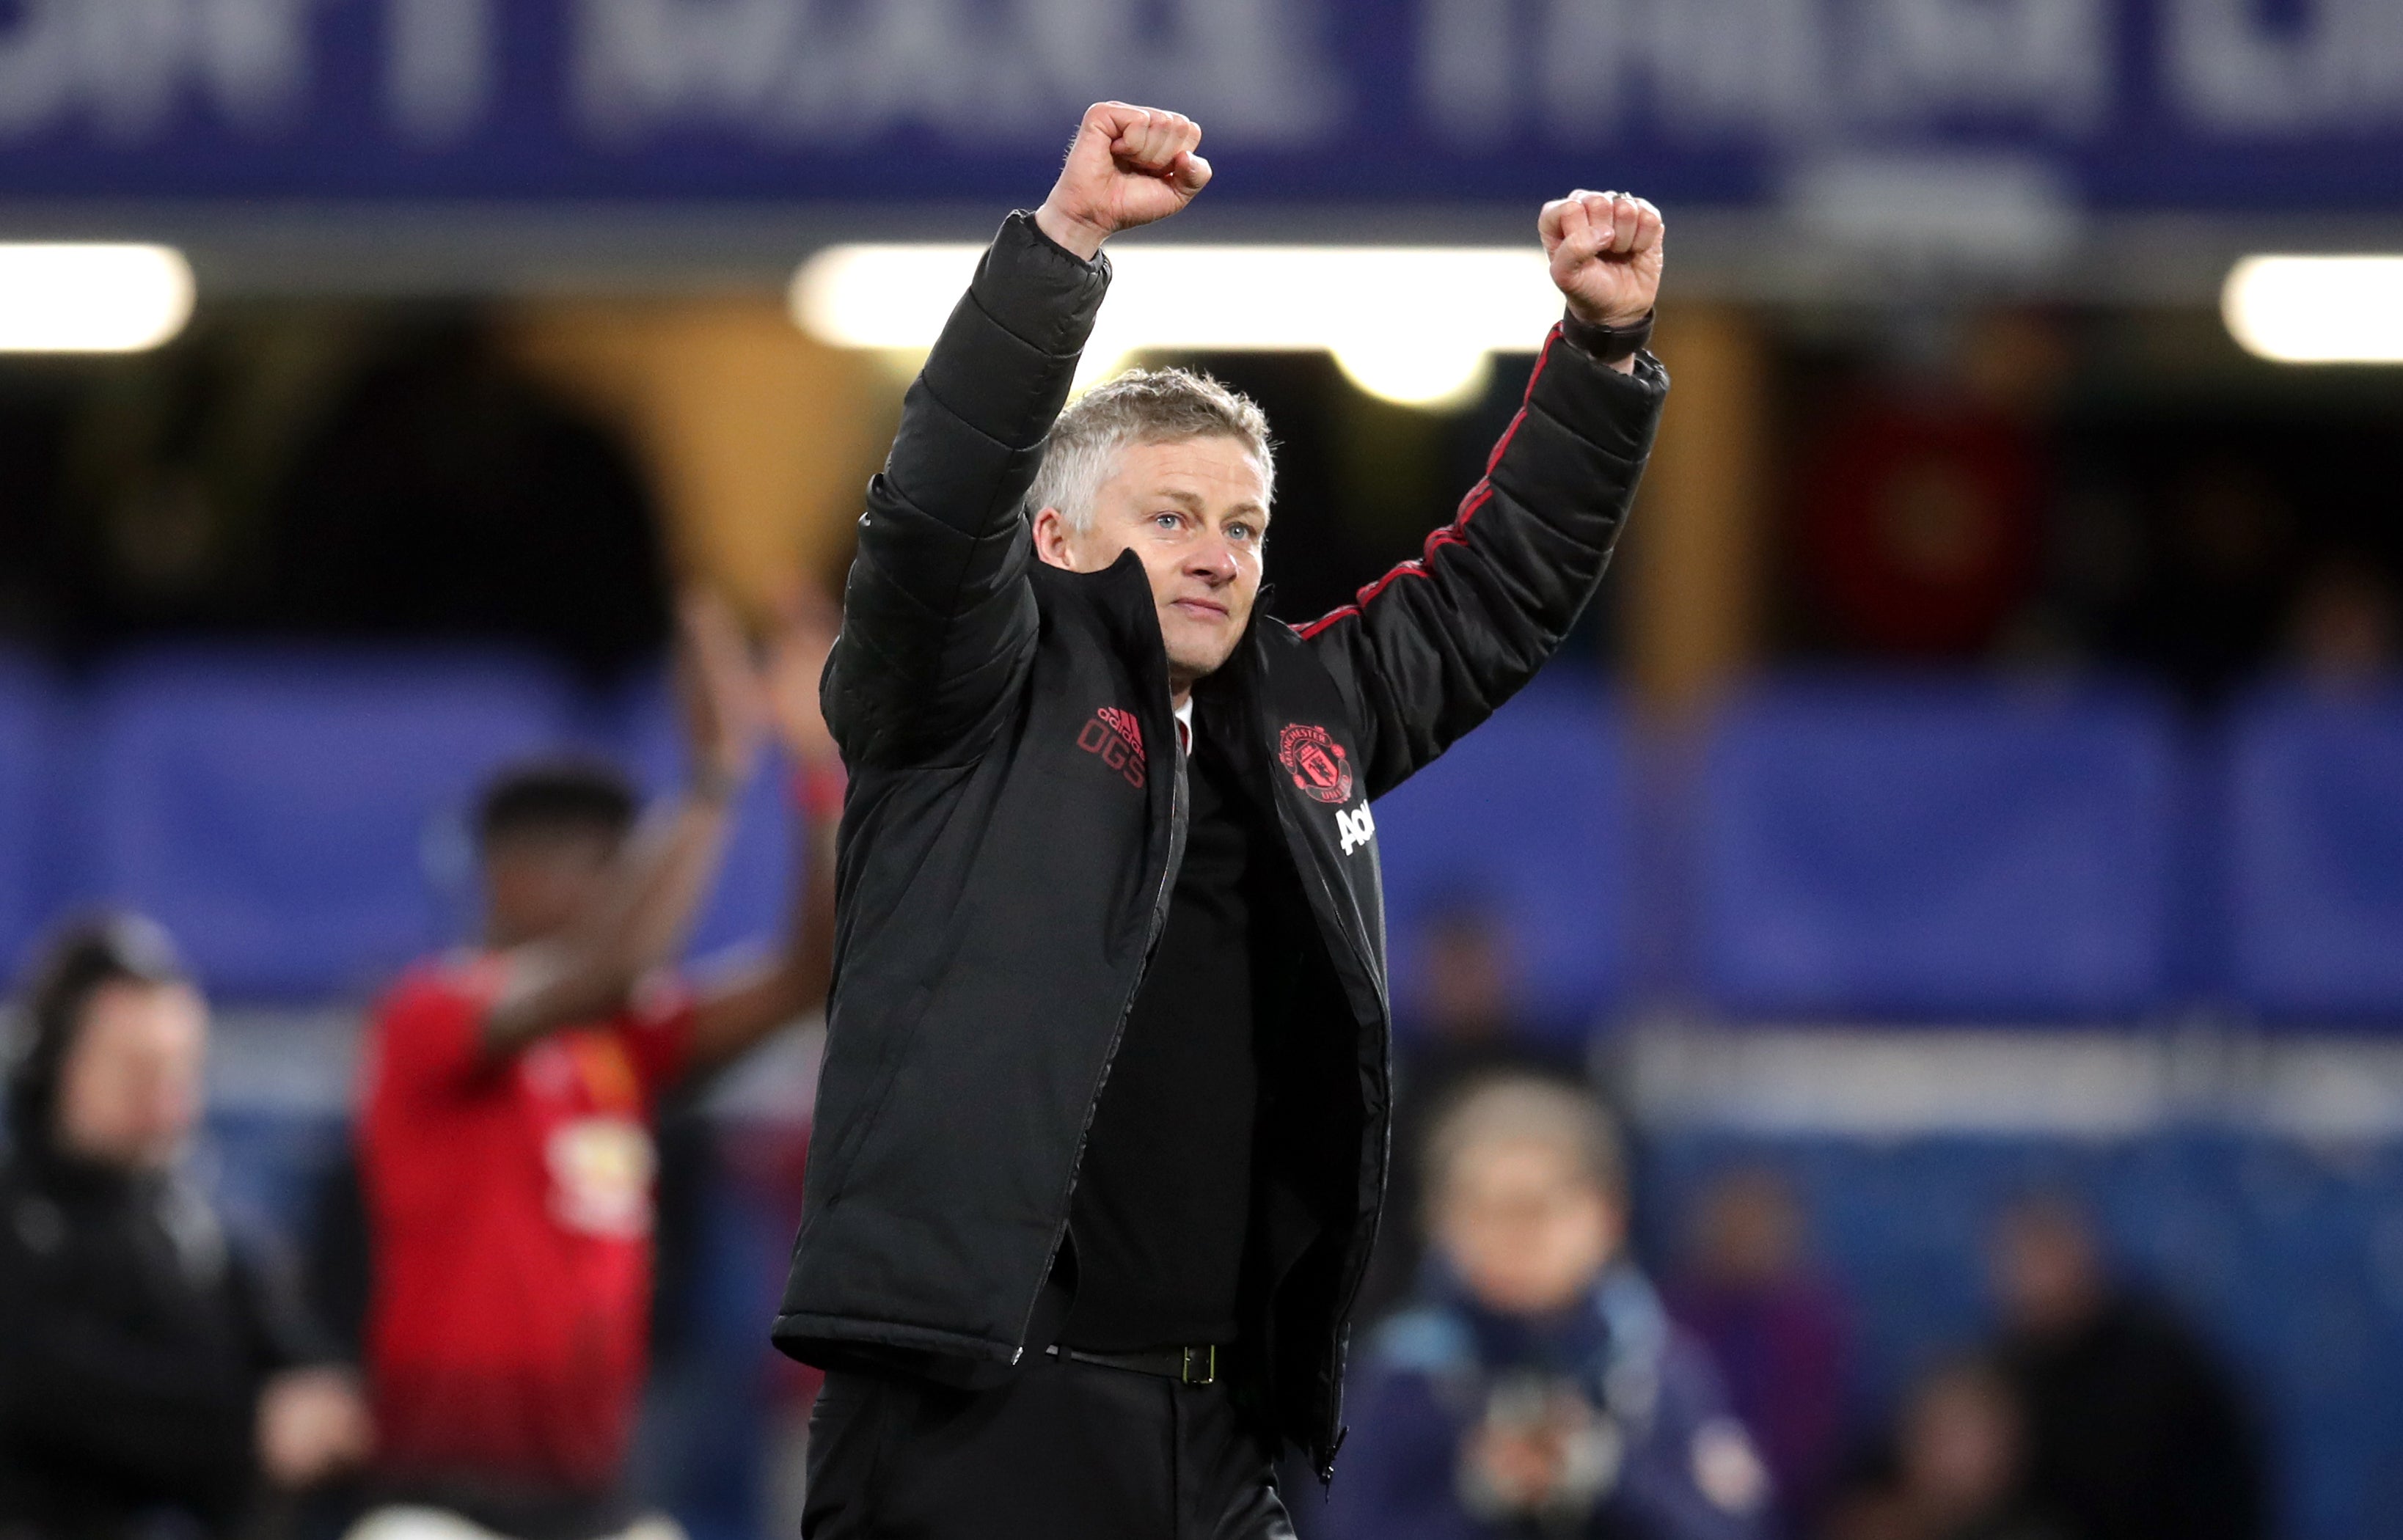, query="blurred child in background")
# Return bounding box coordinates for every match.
[0,915,371,1540]
[1328,1076,1769,1540]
